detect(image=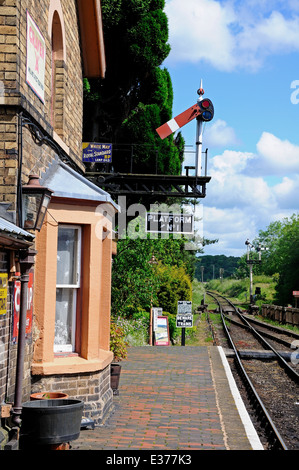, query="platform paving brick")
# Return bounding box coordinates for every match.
[72,346,254,451]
